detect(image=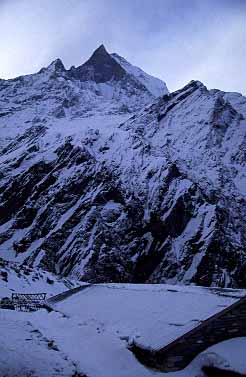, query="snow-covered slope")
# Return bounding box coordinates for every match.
[0,46,245,287]
[0,257,80,298]
[111,52,168,97]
